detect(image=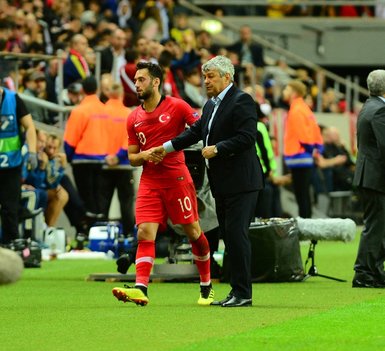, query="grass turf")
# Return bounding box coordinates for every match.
[1,230,385,351]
